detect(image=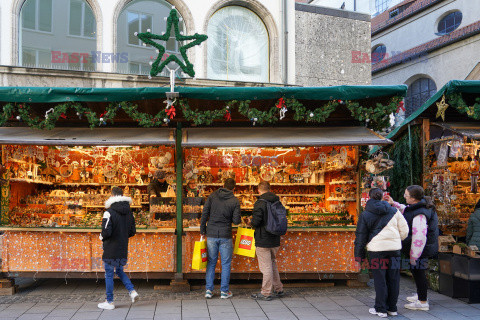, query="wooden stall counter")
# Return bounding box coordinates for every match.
[0,228,176,276]
[183,228,359,278]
